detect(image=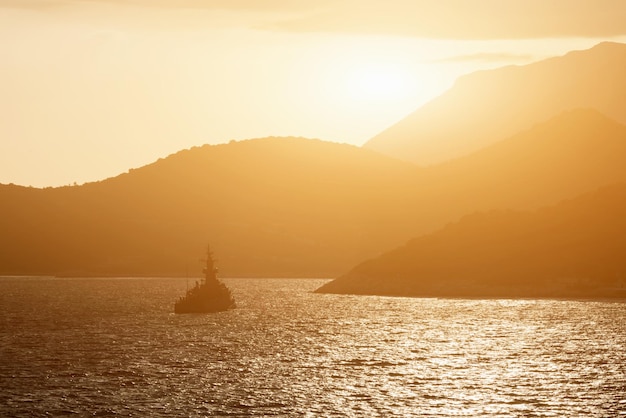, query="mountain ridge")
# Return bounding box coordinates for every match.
[317,183,626,299]
[0,136,421,277]
[2,109,626,278]
[365,41,626,165]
